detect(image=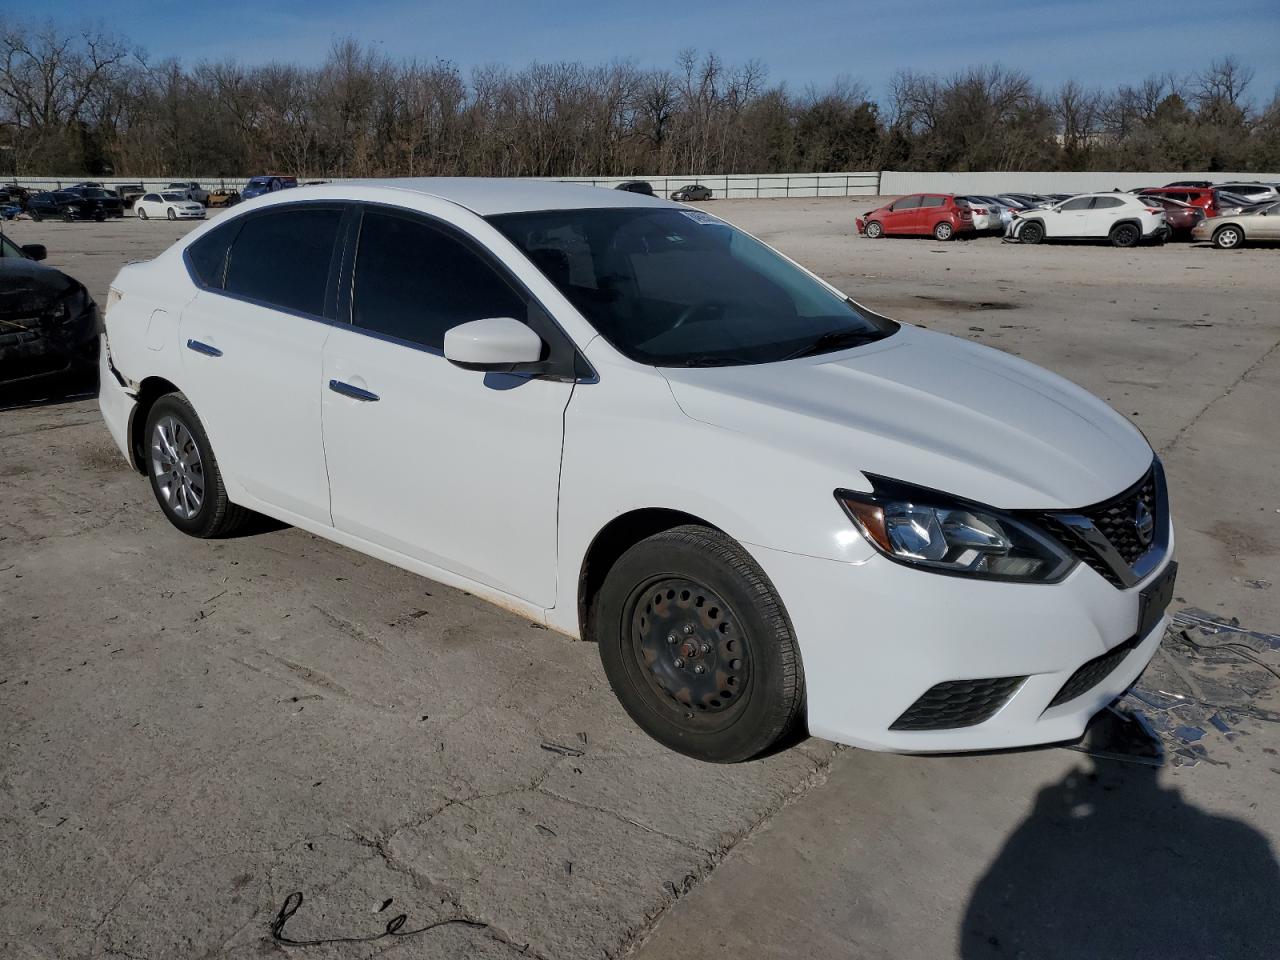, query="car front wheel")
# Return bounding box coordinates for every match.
[1213,225,1243,249]
[593,525,805,762]
[167,207,177,221]
[145,393,249,538]
[864,221,883,239]
[137,207,148,220]
[1019,222,1044,244]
